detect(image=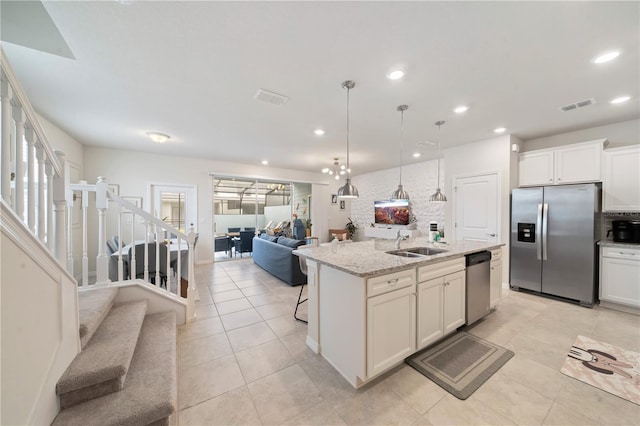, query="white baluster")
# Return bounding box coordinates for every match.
[52,150,67,265]
[45,160,54,250]
[117,203,124,282]
[82,188,89,286]
[155,226,161,288]
[25,126,35,232]
[1,71,11,202]
[95,177,109,283]
[165,229,171,293]
[144,221,150,282]
[176,235,182,294]
[66,188,73,275]
[130,214,136,281]
[36,145,45,242]
[186,226,197,321]
[13,103,25,218]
